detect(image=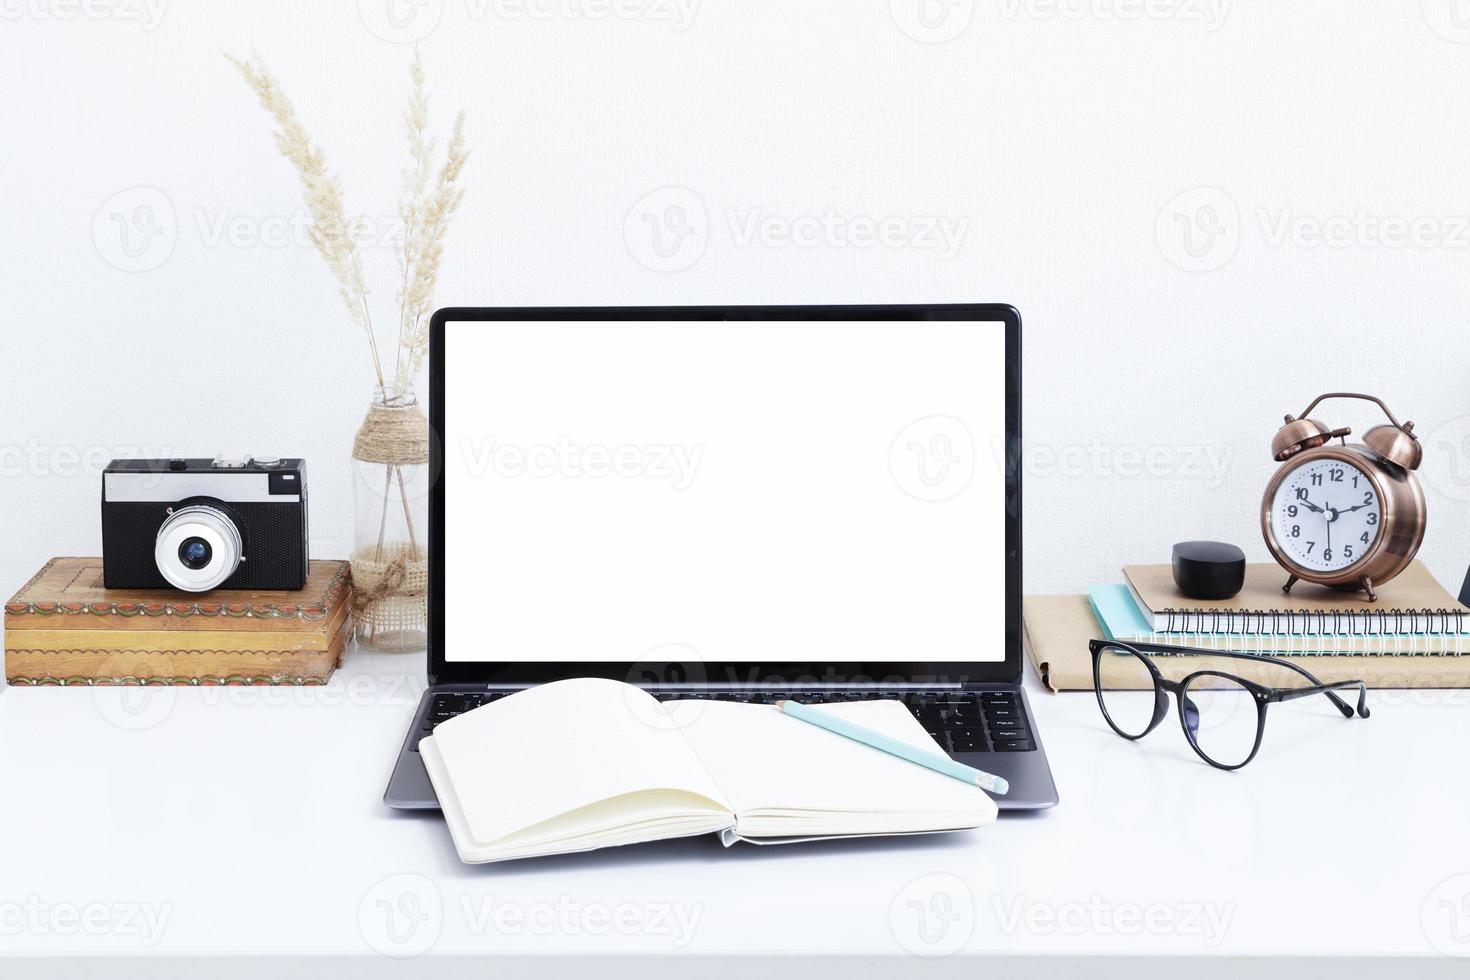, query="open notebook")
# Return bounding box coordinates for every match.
[418,678,998,863]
